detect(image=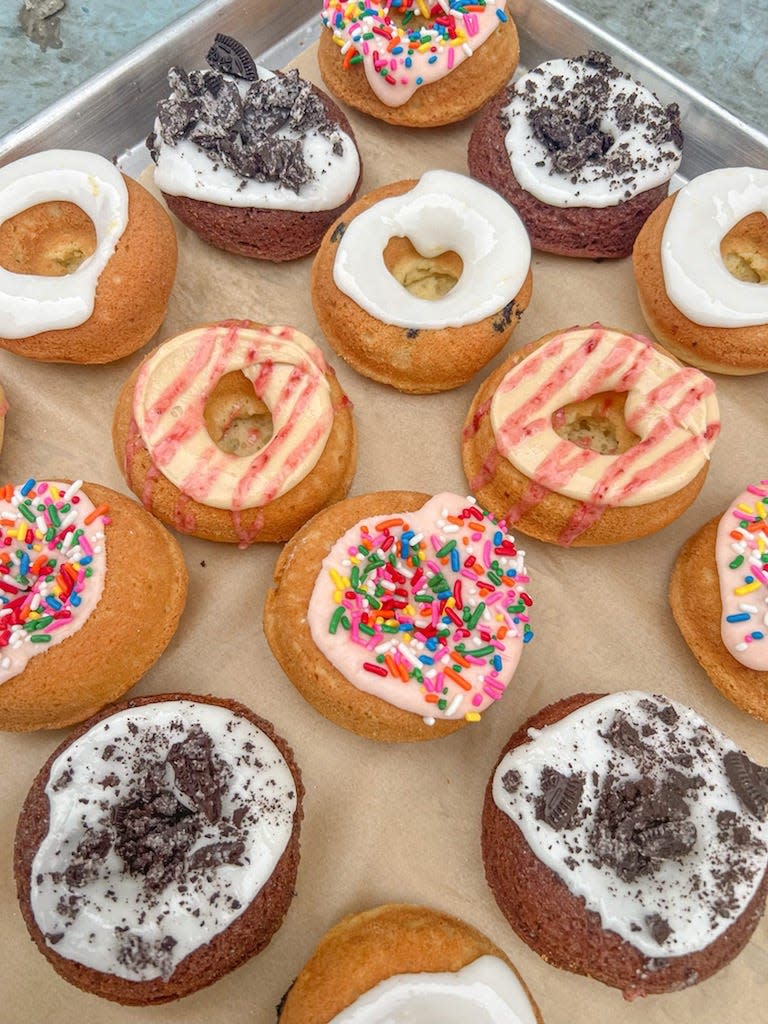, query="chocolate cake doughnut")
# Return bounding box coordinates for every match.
[483,691,768,998]
[0,150,177,363]
[670,477,768,722]
[264,491,533,741]
[15,693,303,1004]
[318,1,520,128]
[468,51,682,259]
[148,35,362,261]
[278,904,543,1023]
